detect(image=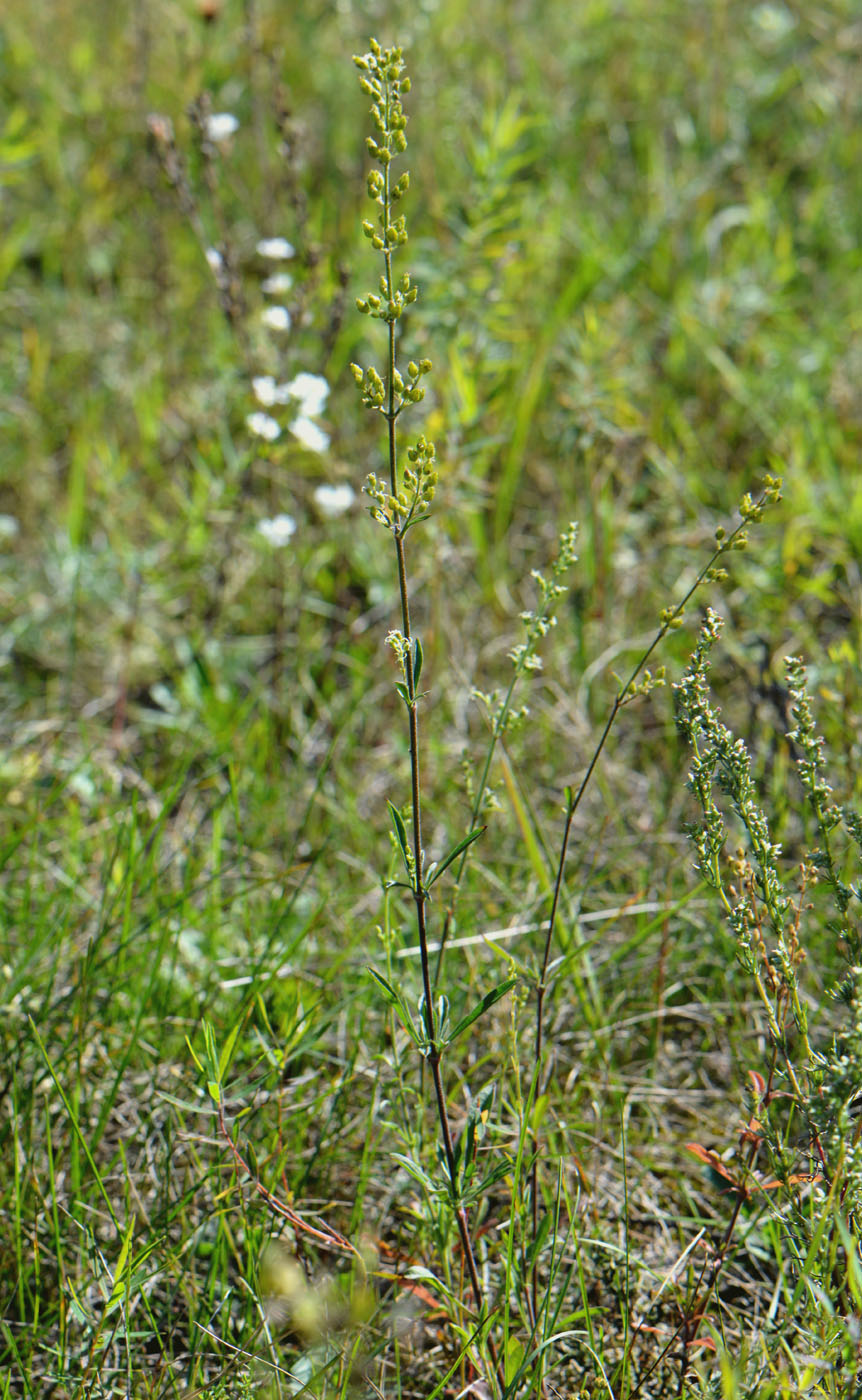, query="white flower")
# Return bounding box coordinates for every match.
[256,514,296,547]
[287,372,330,418]
[0,514,19,540]
[252,375,293,406]
[252,375,277,407]
[313,483,355,517]
[205,246,224,273]
[204,112,239,143]
[290,416,330,454]
[246,411,281,442]
[261,305,291,332]
[261,272,293,295]
[256,237,296,260]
